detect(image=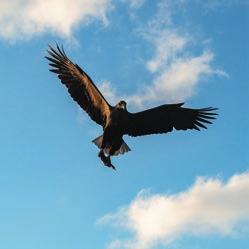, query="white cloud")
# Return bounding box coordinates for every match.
[95,0,228,109]
[0,0,112,41]
[98,39,227,108]
[99,171,249,249]
[146,50,228,103]
[139,1,228,105]
[98,81,120,105]
[146,30,189,73]
[99,51,226,107]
